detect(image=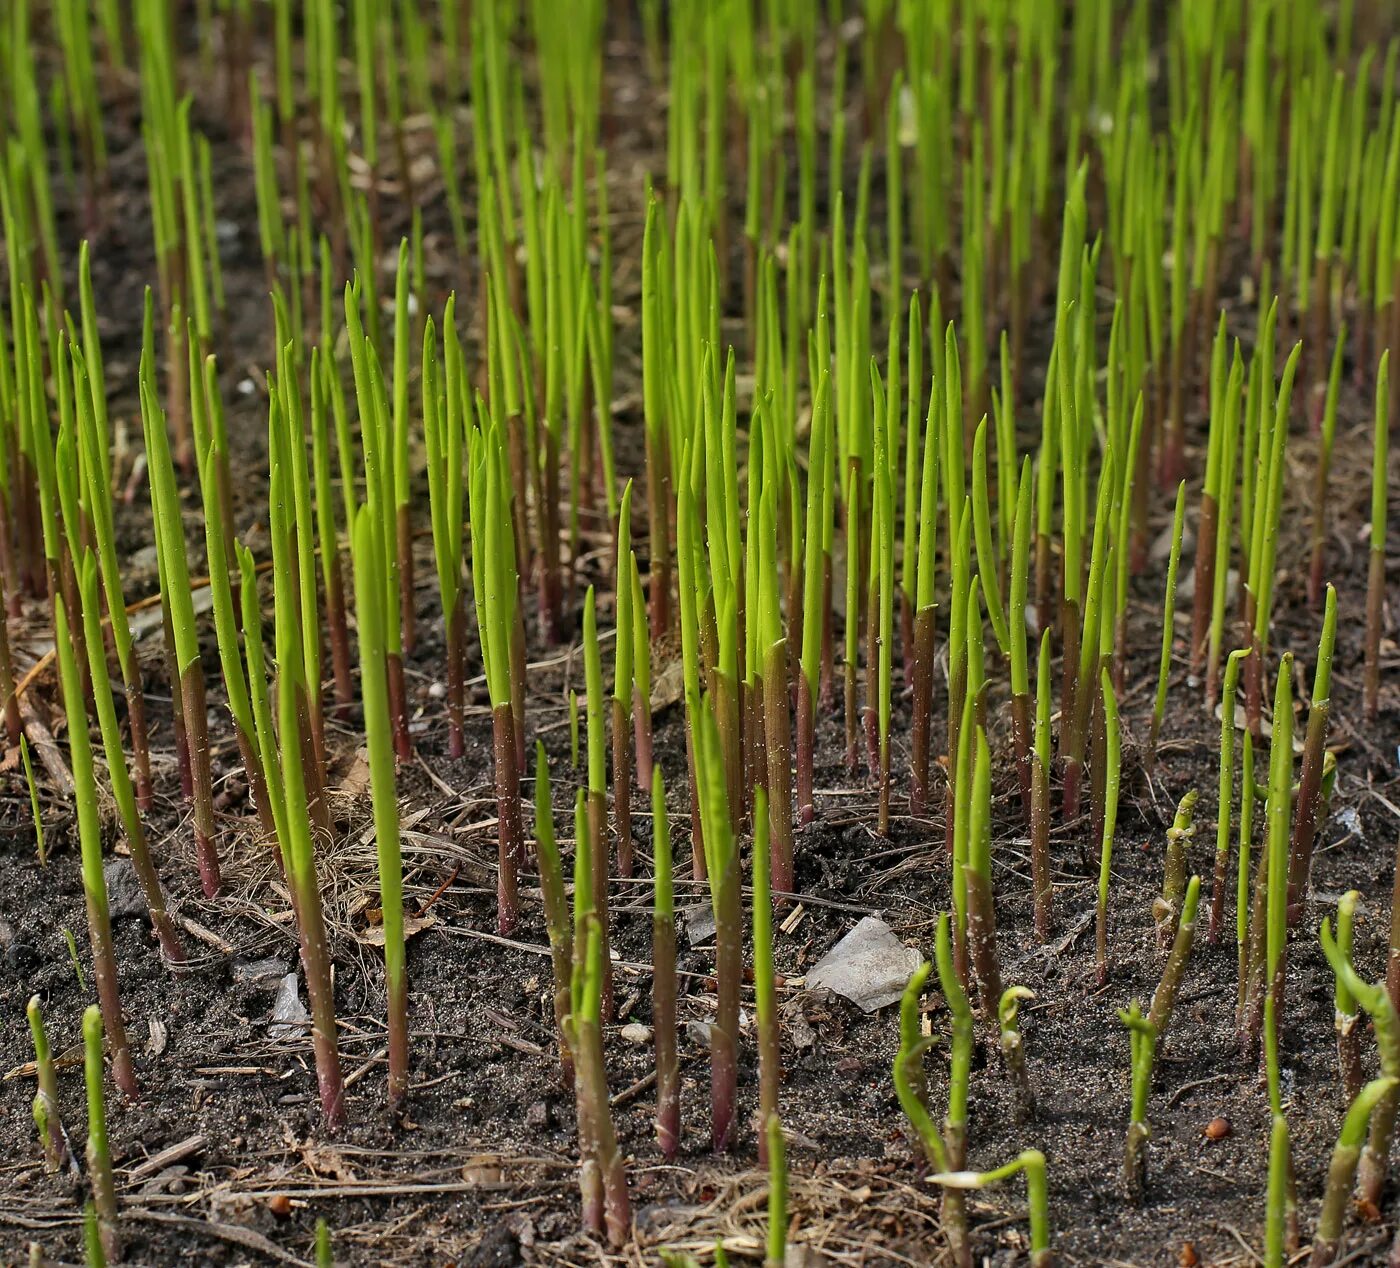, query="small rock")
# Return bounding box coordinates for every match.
[267,1193,292,1218]
[525,1100,552,1130]
[268,974,310,1039]
[805,916,922,1013]
[788,1014,817,1050]
[104,860,147,920]
[463,1222,521,1268]
[233,958,289,988]
[687,1020,714,1046]
[5,940,39,975]
[621,1022,653,1046]
[681,905,717,946]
